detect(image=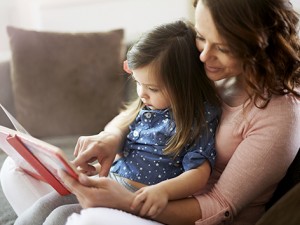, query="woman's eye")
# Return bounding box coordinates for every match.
[217,46,230,54]
[196,35,205,42]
